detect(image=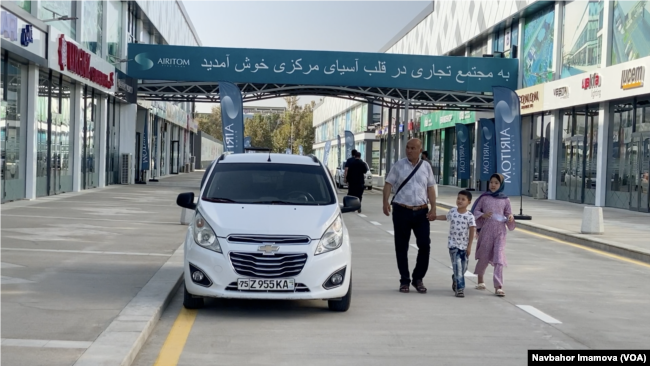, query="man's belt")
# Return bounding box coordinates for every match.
[395,203,429,211]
